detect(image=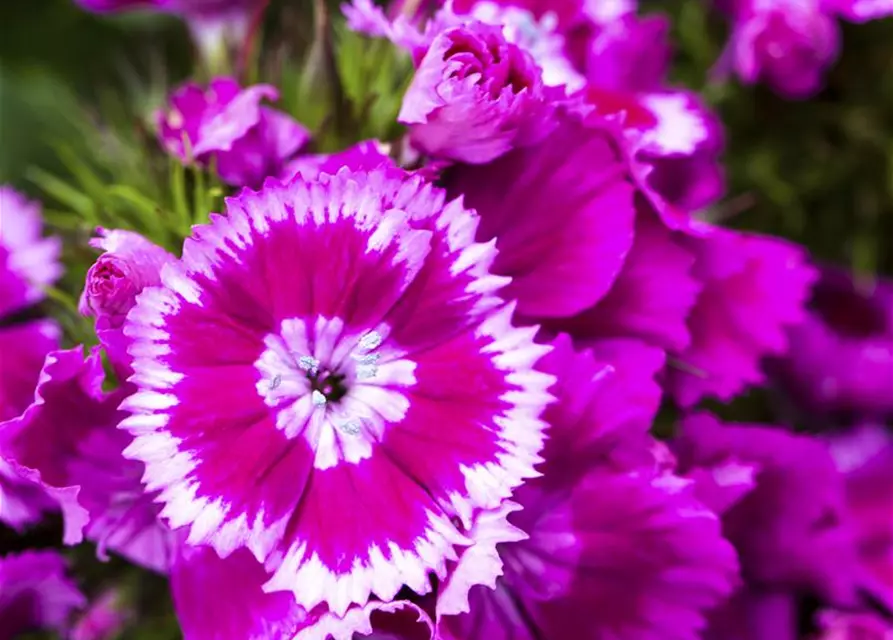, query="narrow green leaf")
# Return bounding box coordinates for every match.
[27,167,96,221]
